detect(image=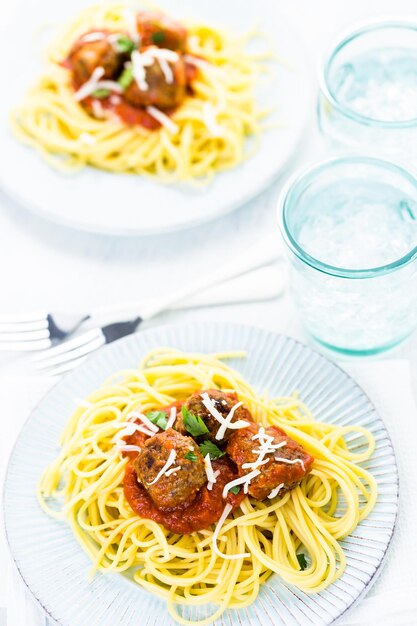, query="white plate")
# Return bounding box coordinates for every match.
[0,0,311,236]
[3,322,398,626]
